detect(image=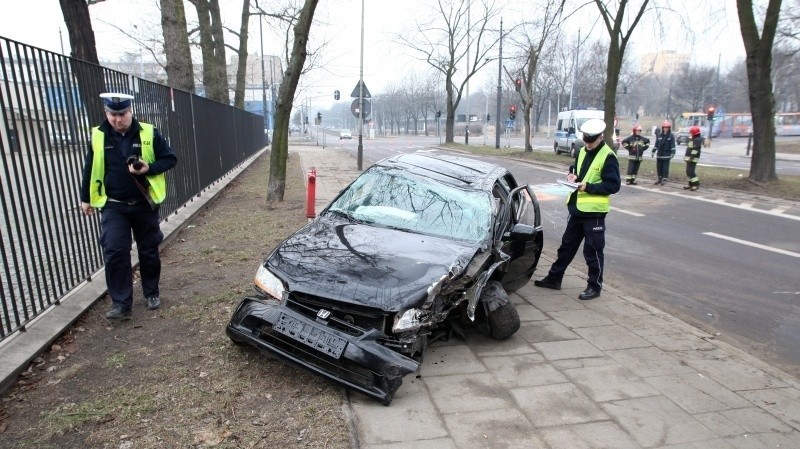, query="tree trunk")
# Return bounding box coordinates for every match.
[160,0,195,93]
[603,39,622,145]
[737,0,781,182]
[232,0,250,109]
[268,0,319,202]
[58,0,104,125]
[190,0,229,103]
[208,0,228,101]
[445,76,455,143]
